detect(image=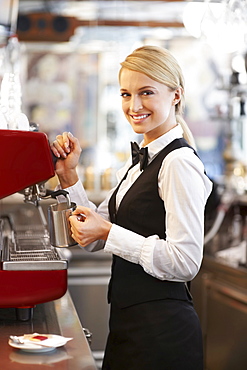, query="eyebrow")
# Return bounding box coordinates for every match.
[120,85,156,92]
